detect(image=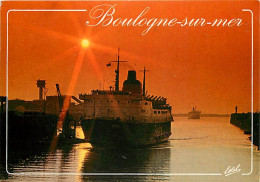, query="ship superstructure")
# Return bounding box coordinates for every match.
[80,50,173,147]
